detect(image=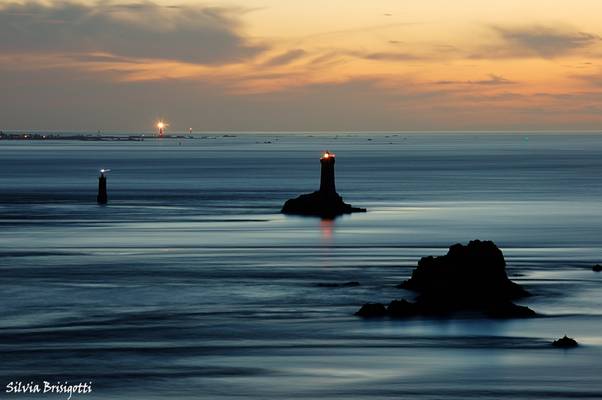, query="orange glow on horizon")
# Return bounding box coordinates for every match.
[3,1,602,130]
